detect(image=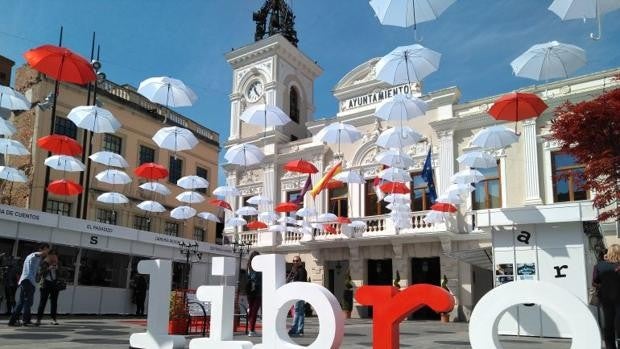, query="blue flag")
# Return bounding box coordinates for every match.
[421,148,437,204]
